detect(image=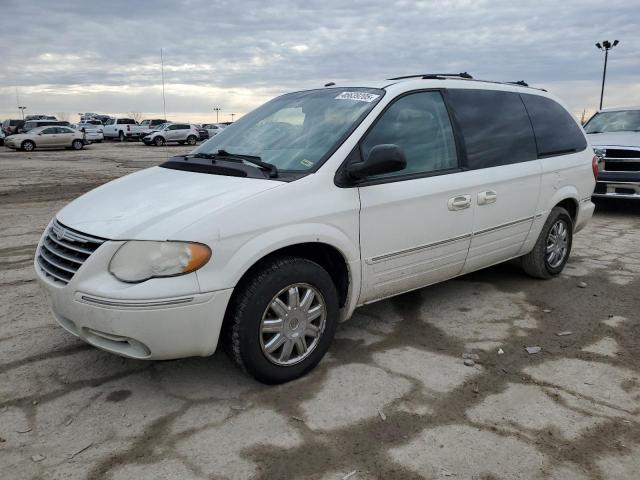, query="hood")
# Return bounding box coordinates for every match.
[56,166,284,240]
[587,131,640,148]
